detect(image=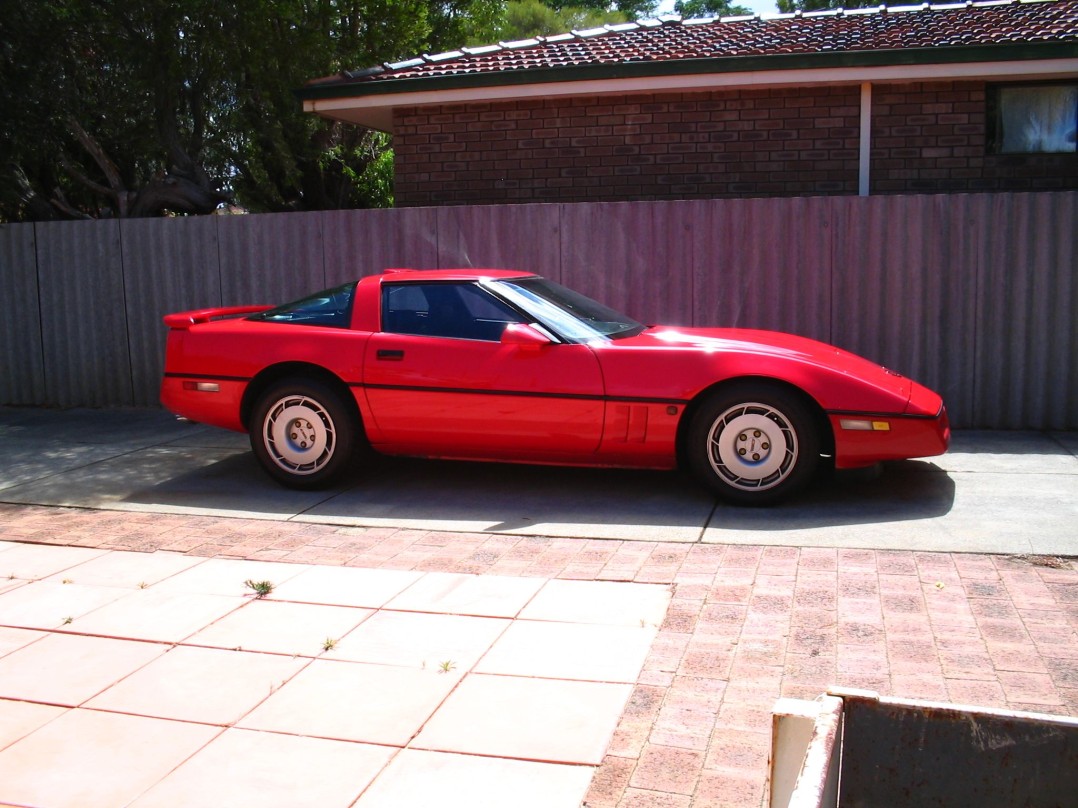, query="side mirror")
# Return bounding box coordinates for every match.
[500,323,552,349]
